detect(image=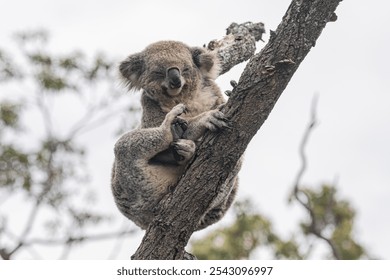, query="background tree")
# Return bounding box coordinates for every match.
[191,185,367,260]
[0,31,138,260]
[191,99,368,260]
[191,199,302,260]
